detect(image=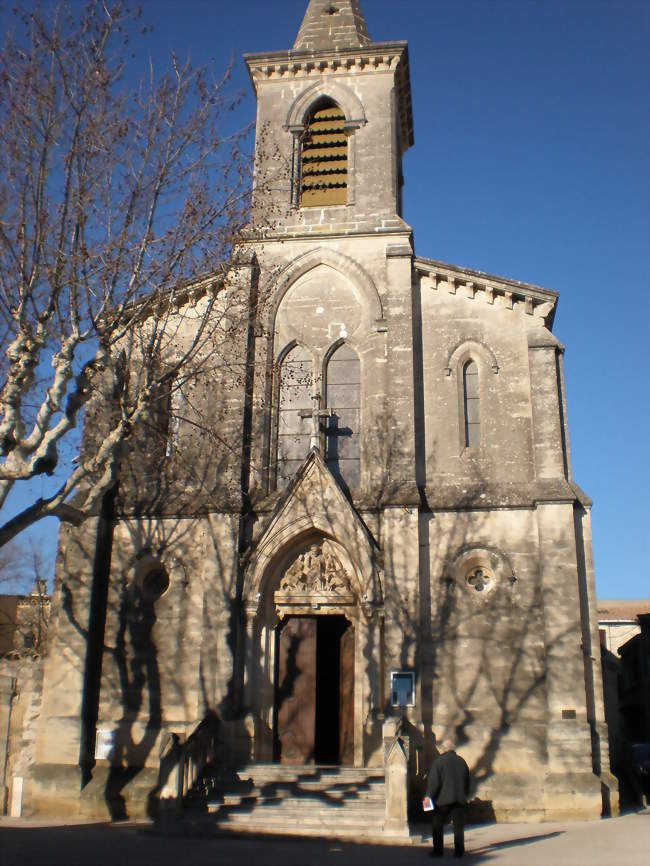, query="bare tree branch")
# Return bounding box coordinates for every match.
[0,1,257,547]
